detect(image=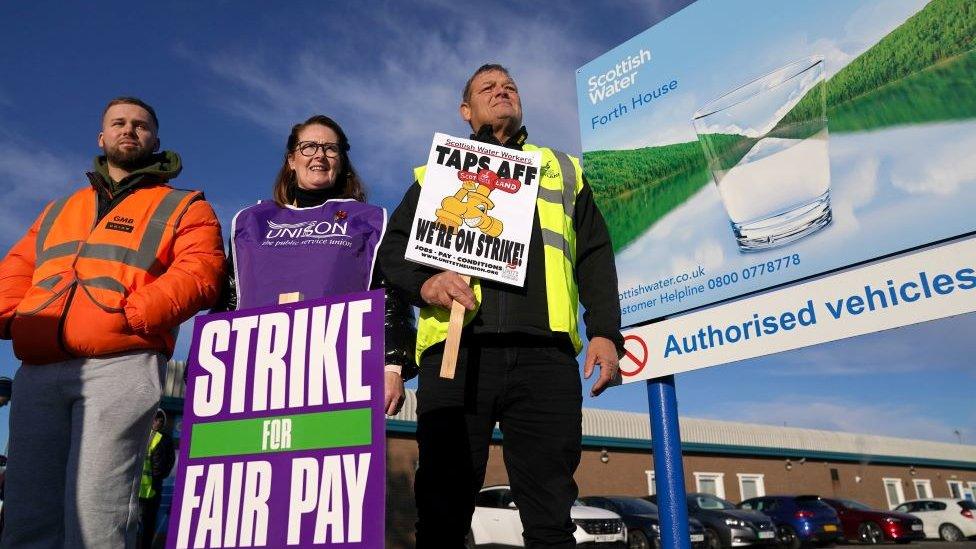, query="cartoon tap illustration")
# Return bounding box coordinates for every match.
[435,168,510,237]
